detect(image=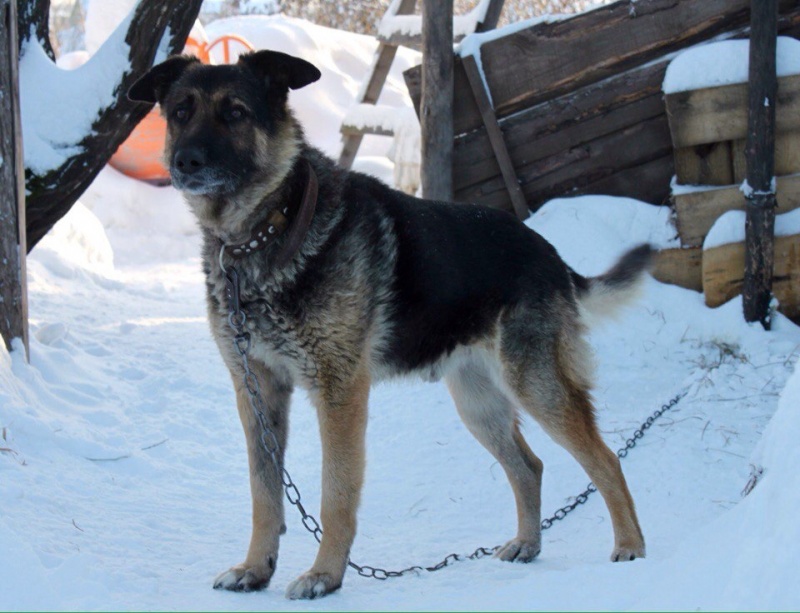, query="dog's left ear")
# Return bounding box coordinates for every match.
[238,50,321,95]
[128,55,199,104]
